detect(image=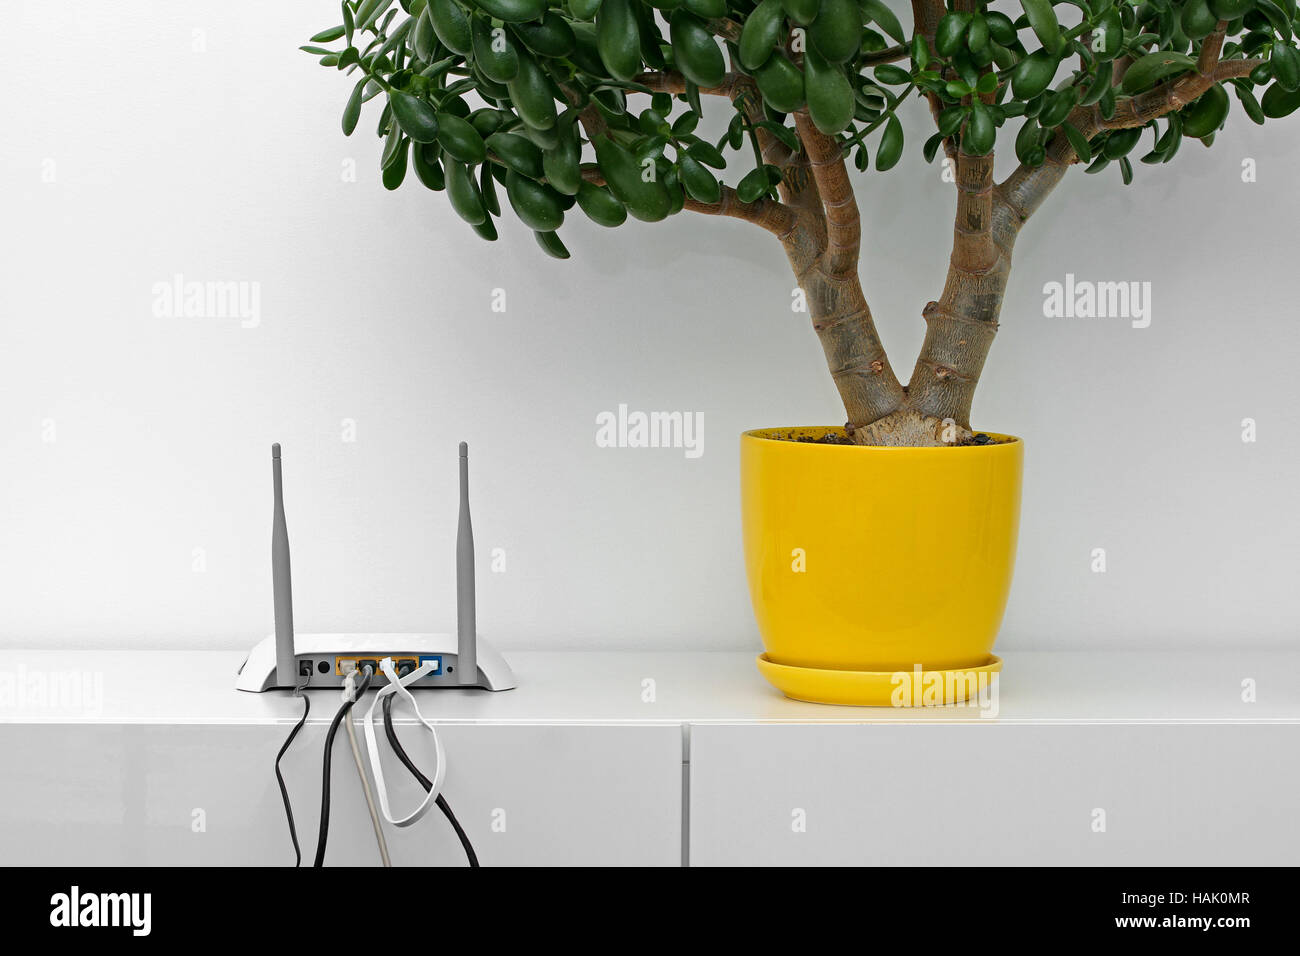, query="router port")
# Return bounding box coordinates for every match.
[418,655,442,675]
[357,659,379,675]
[298,660,313,678]
[395,658,417,677]
[336,658,358,676]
